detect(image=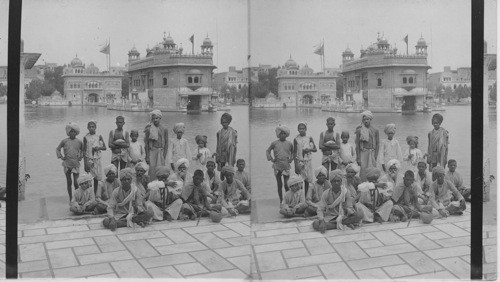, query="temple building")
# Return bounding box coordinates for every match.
[277,56,338,107]
[62,55,123,105]
[341,34,431,112]
[127,33,218,111]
